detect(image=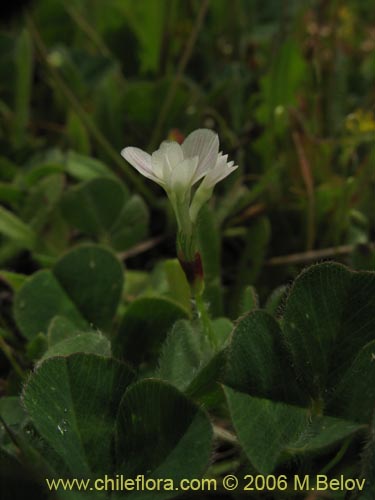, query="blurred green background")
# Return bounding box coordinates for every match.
[0,0,374,304]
